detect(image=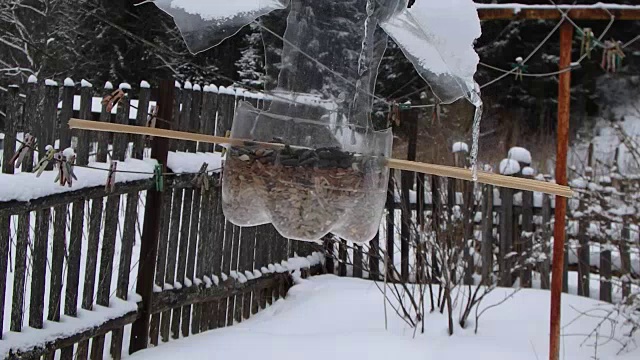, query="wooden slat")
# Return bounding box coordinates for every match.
[174,187,193,337]
[240,226,257,321]
[577,196,590,297]
[76,197,103,359]
[162,186,183,341]
[481,185,494,285]
[93,93,130,359]
[368,232,380,281]
[599,243,612,303]
[30,209,50,329]
[352,244,363,278]
[48,82,74,325]
[385,171,395,279]
[0,86,19,338]
[184,184,202,335]
[11,211,30,332]
[620,224,631,298]
[132,84,151,159]
[521,190,534,288]
[61,84,92,360]
[95,83,112,163]
[338,240,347,277]
[228,224,241,325]
[172,86,194,338]
[499,188,514,287]
[192,187,209,334]
[206,185,222,331]
[149,190,173,346]
[540,194,552,289]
